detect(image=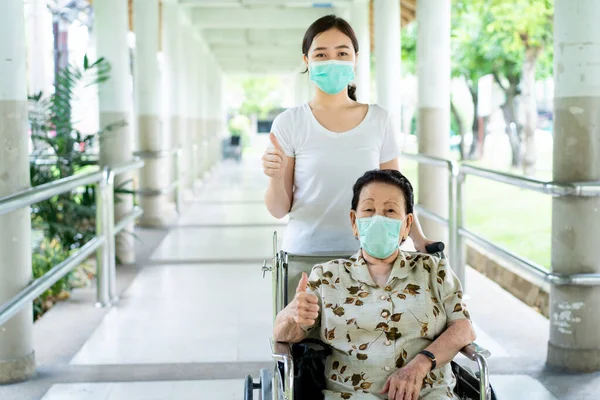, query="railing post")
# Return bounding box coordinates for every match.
[174,148,183,215]
[202,138,209,177]
[192,143,199,193]
[448,161,465,287]
[95,168,112,307]
[105,169,118,303]
[457,172,466,290]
